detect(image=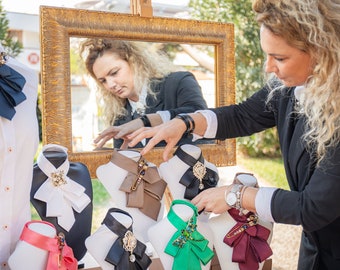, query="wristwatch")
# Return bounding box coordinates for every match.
[225,184,243,209]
